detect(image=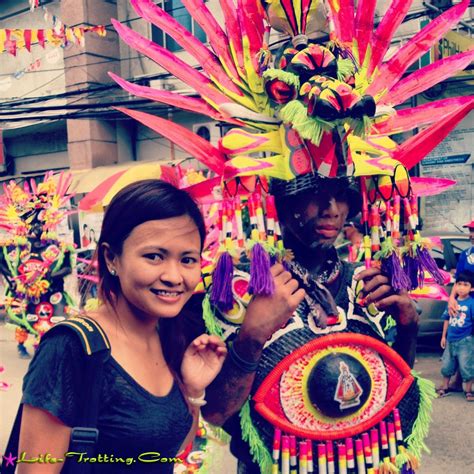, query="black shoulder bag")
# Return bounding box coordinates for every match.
[1,316,110,474]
